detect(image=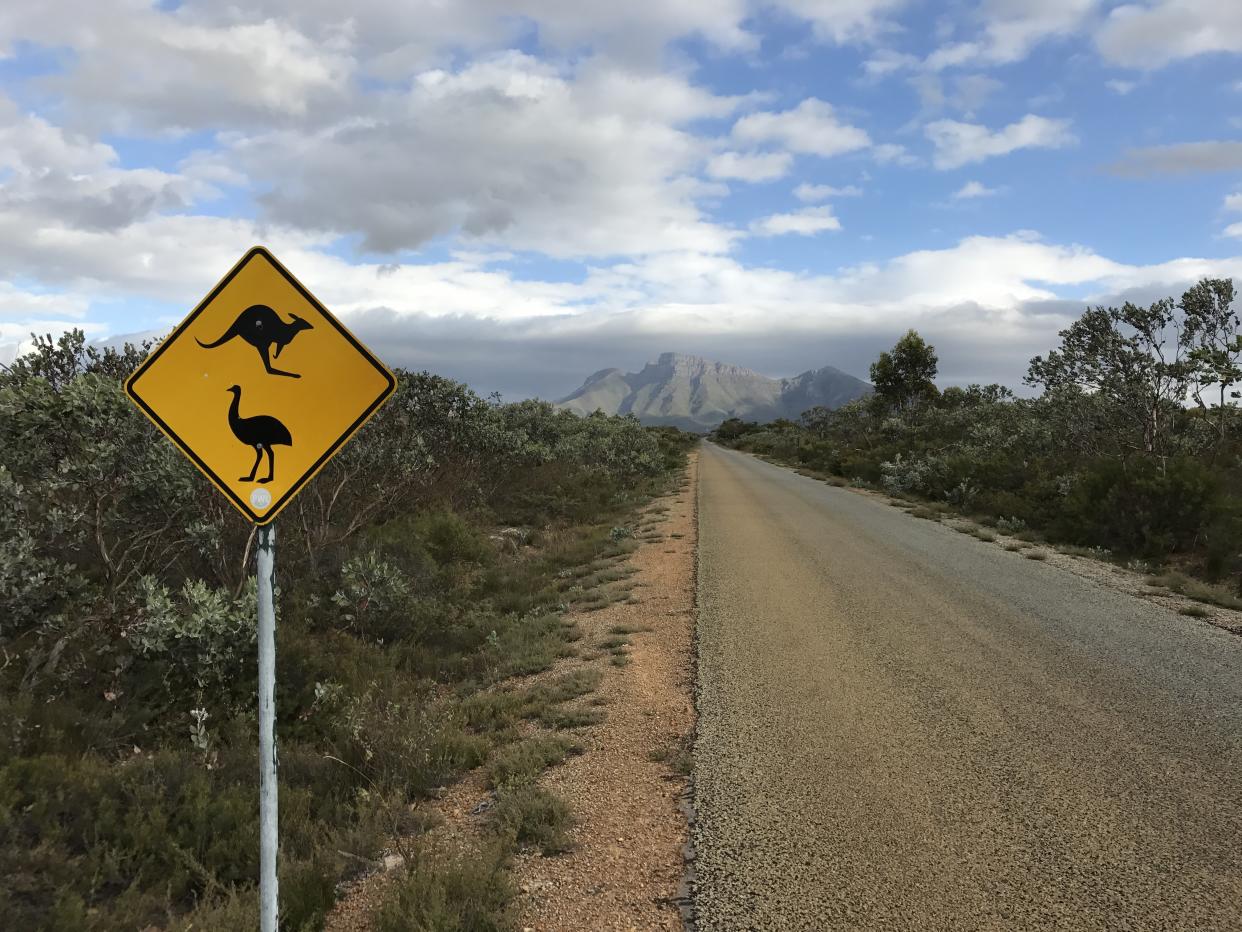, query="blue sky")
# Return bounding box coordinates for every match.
[1,1,1240,398]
